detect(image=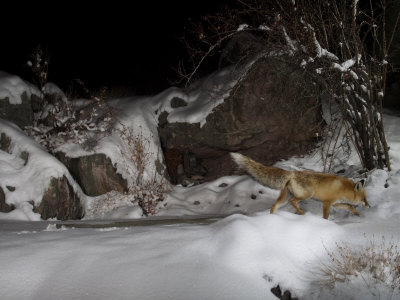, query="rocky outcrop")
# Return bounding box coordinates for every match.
[0,71,42,129]
[0,91,36,128]
[57,152,128,196]
[34,176,84,220]
[0,133,16,212]
[0,132,12,153]
[159,56,322,184]
[0,186,15,213]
